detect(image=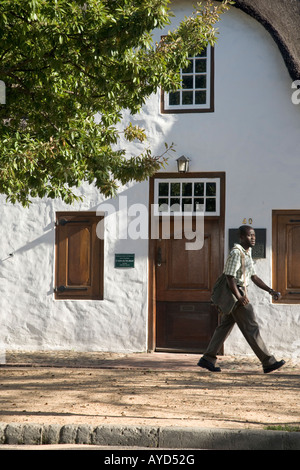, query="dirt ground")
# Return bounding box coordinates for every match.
[0,351,299,431]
